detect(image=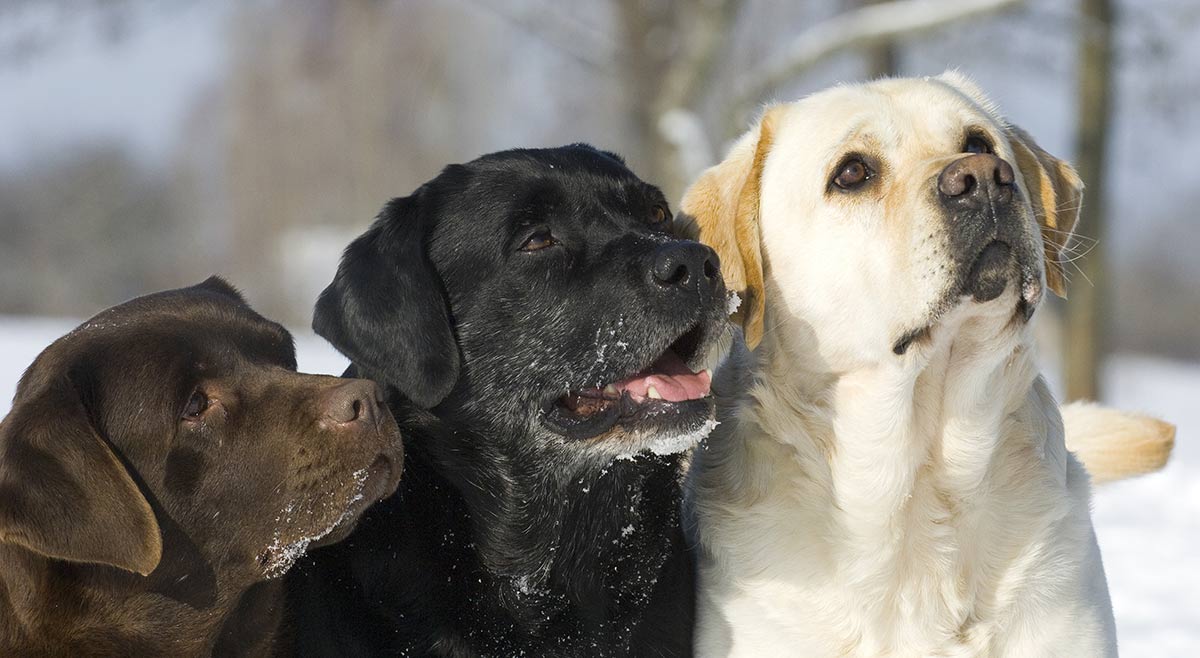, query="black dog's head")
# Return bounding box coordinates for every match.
[315,145,731,460]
